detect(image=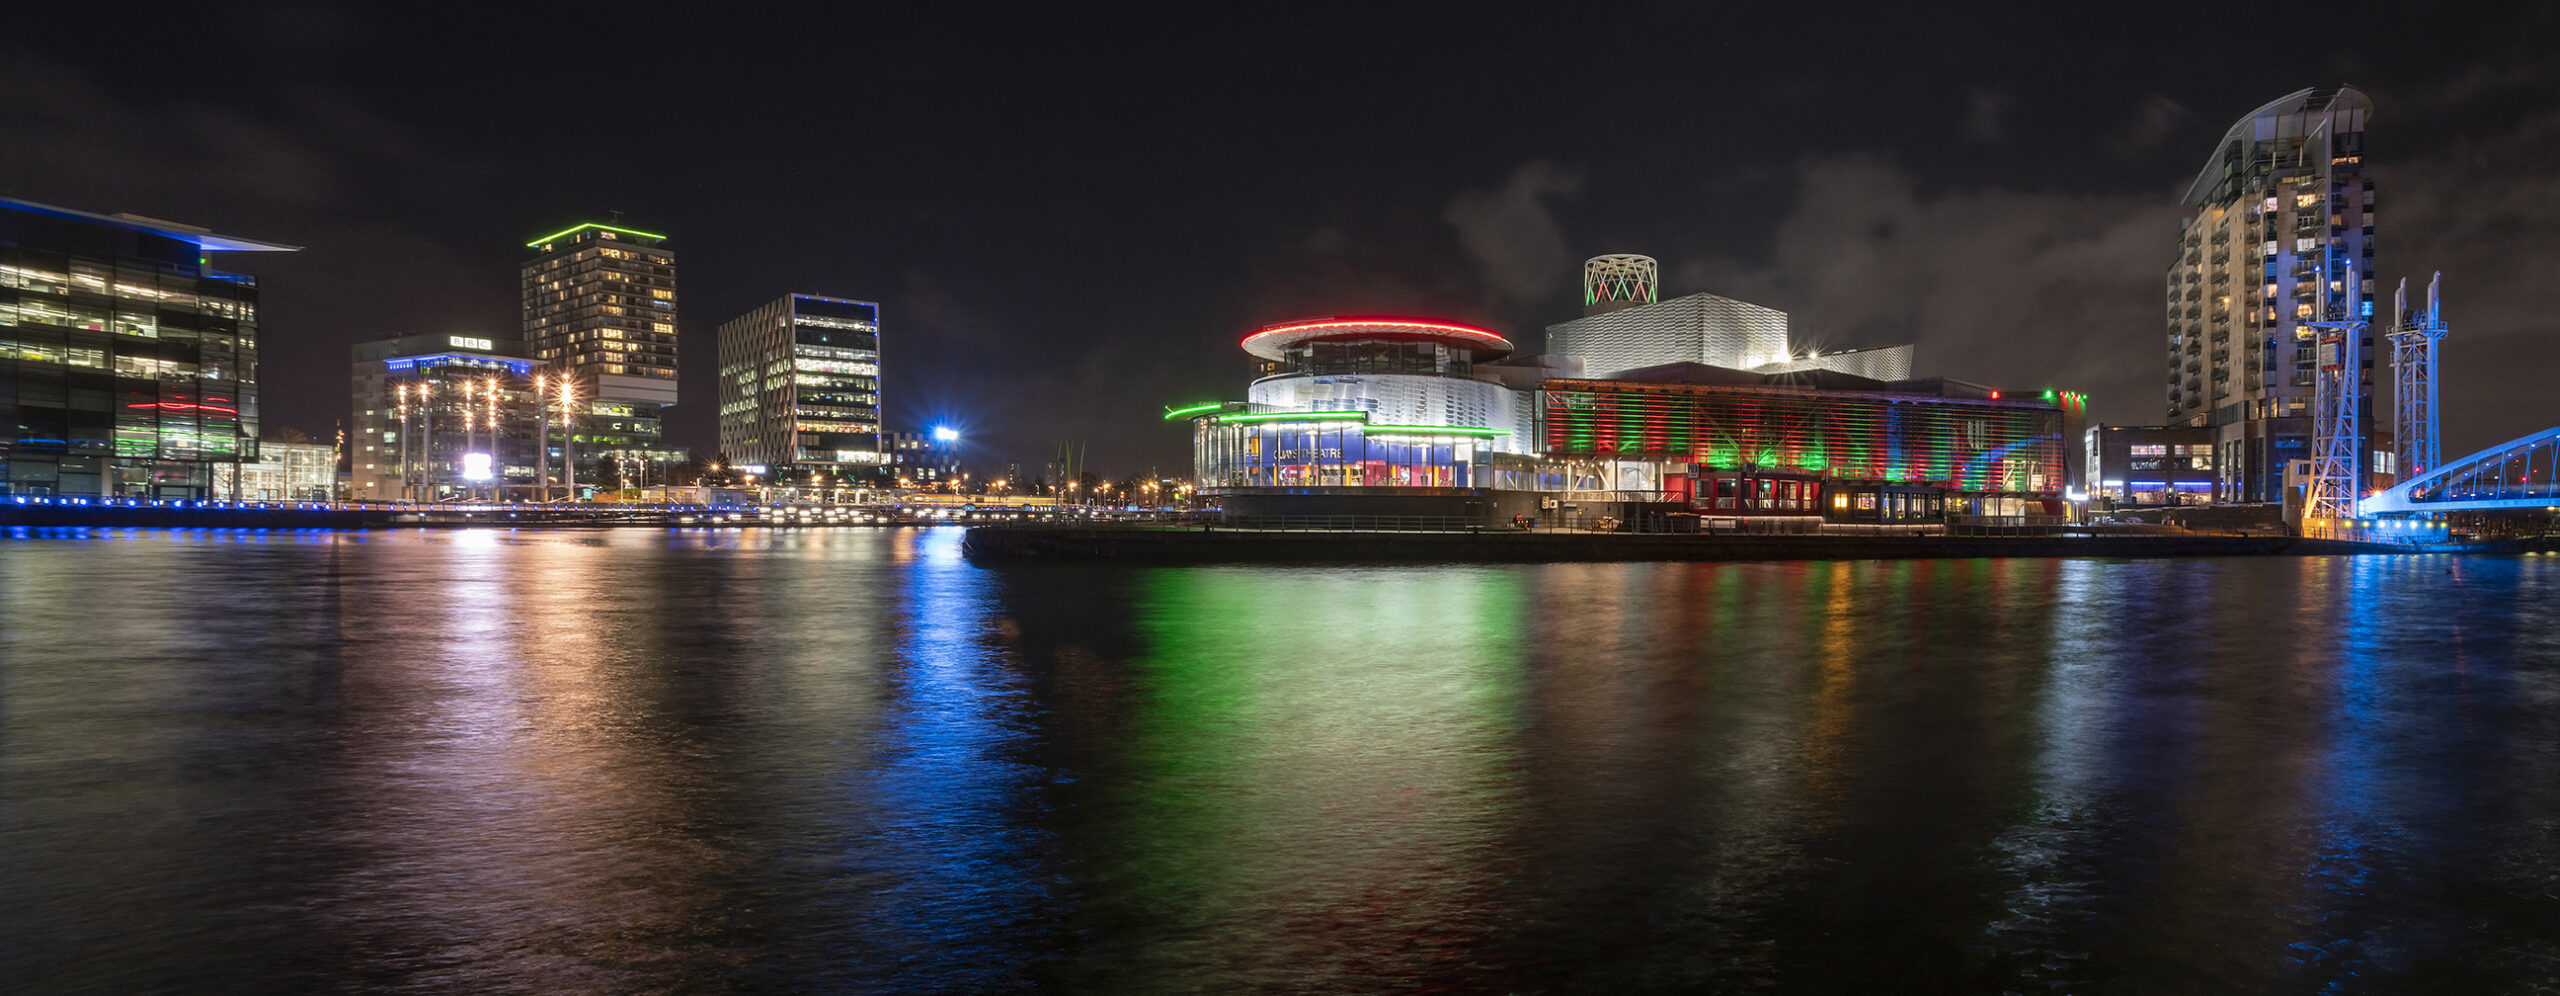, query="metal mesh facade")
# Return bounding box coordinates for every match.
[1753,344,1914,381]
[1540,379,2065,495]
[1545,293,1790,377]
[1246,372,1528,454]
